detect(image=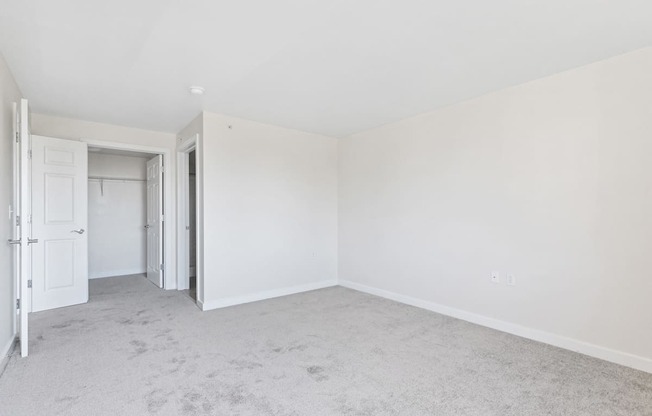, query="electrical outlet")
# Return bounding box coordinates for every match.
[490,271,500,284]
[507,274,516,286]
